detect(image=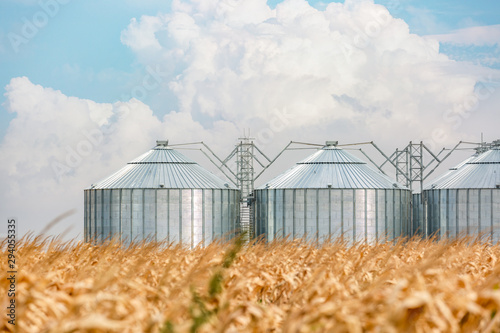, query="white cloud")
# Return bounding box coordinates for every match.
[120,16,164,52]
[428,24,500,46]
[121,0,499,145]
[0,77,238,238]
